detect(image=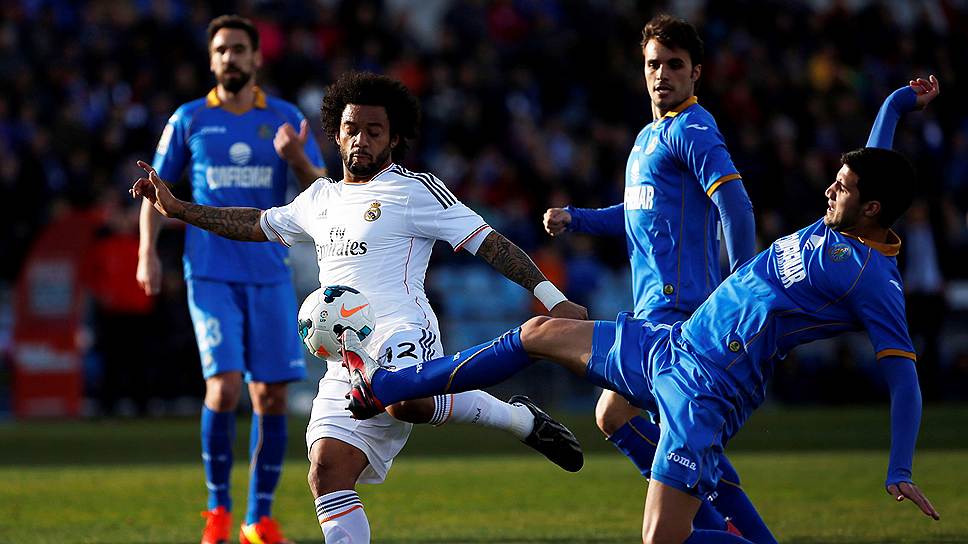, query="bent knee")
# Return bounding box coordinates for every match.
[519,315,554,347]
[595,392,639,437]
[595,407,631,437]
